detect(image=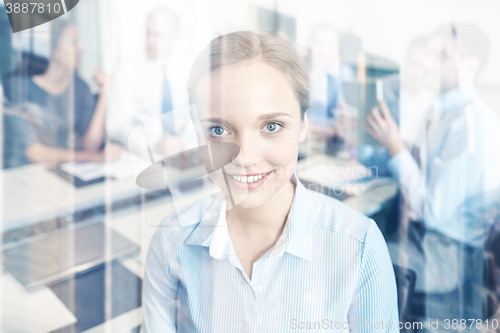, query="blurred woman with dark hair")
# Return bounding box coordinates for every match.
[3,19,121,169]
